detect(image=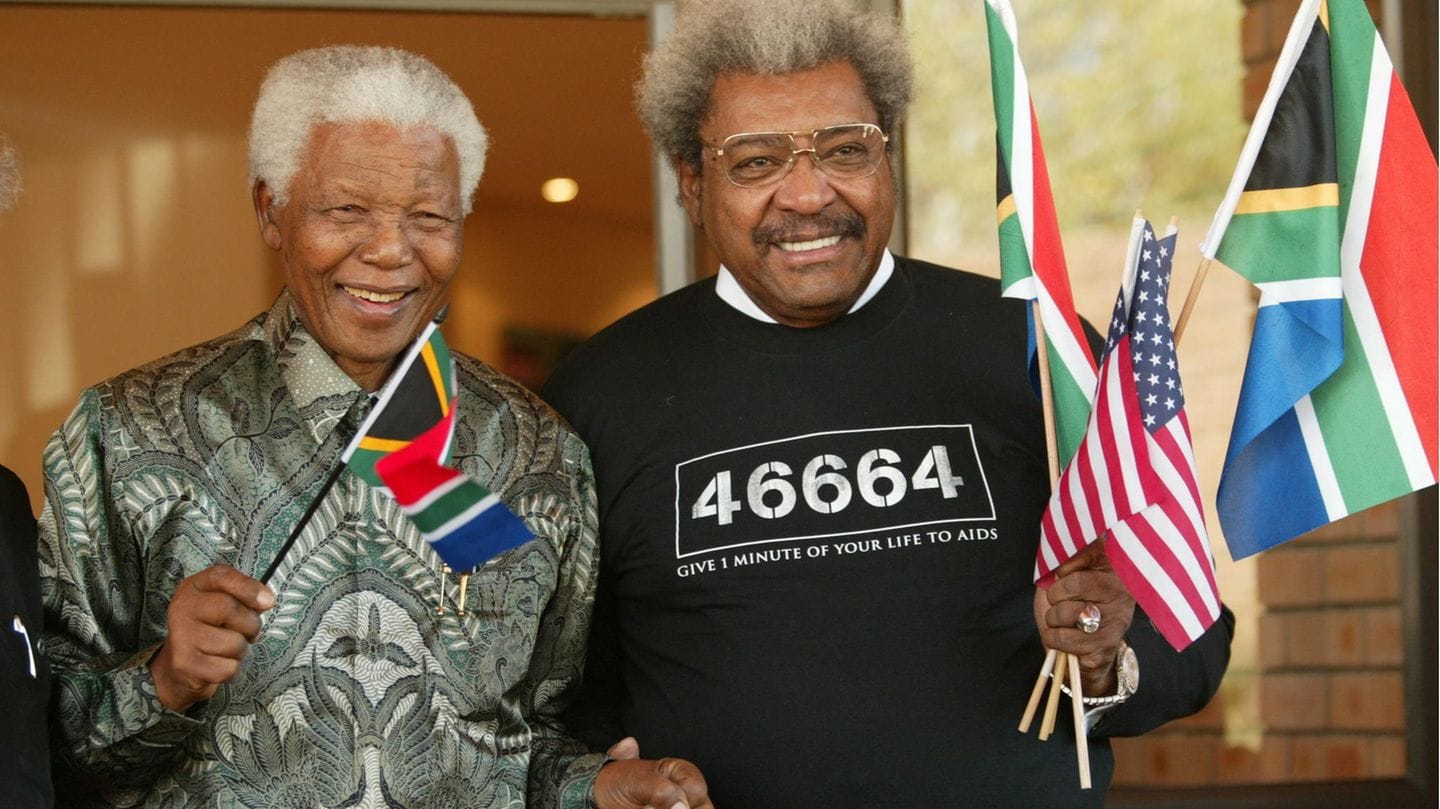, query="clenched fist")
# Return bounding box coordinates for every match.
[148,564,275,712]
